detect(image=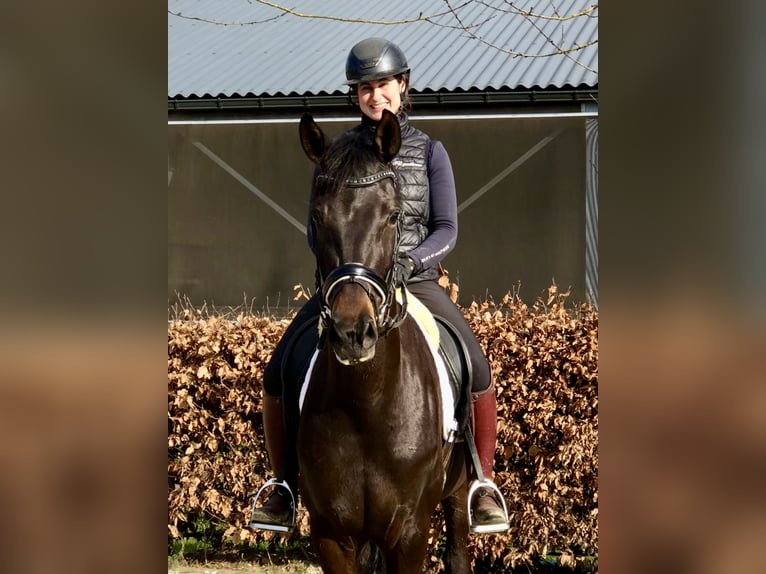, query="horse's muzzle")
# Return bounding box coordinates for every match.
[327,287,379,365]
